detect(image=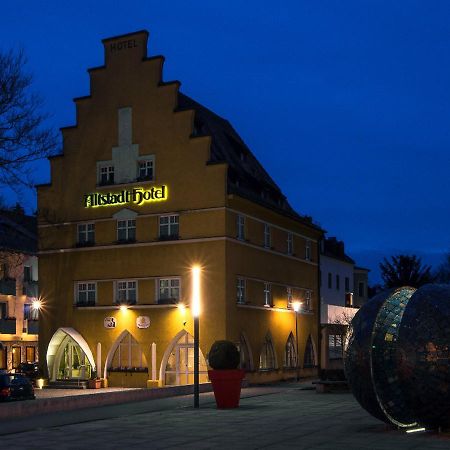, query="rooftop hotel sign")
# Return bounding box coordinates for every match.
[84,186,167,208]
